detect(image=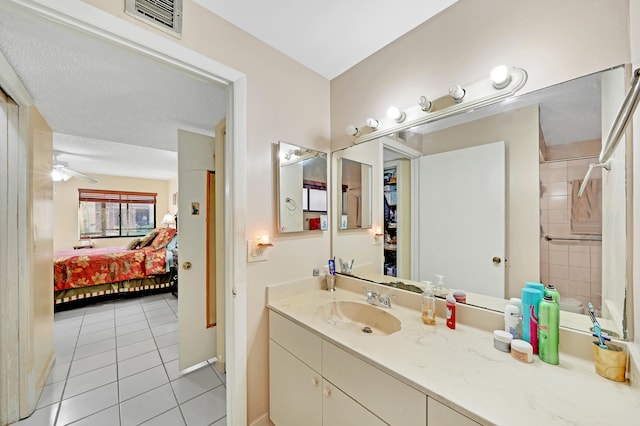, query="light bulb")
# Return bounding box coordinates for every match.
[448,84,465,102]
[345,125,360,137]
[386,106,406,123]
[490,65,511,89]
[51,169,63,182]
[418,96,432,112]
[365,118,379,129]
